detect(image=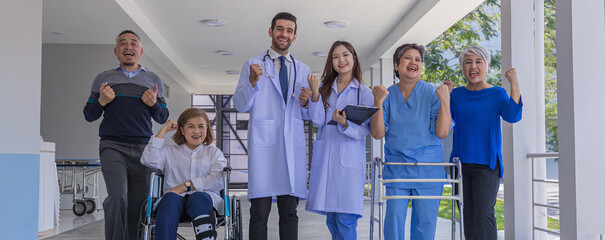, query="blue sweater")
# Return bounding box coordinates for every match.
[449,86,522,177]
[83,68,169,144]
